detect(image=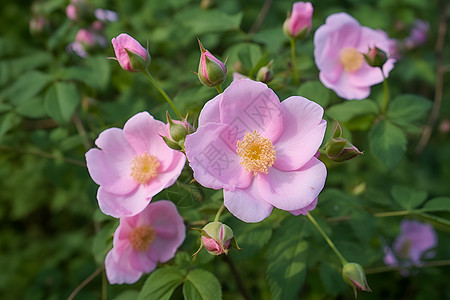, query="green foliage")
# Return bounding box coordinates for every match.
[183,269,222,300]
[138,267,185,300]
